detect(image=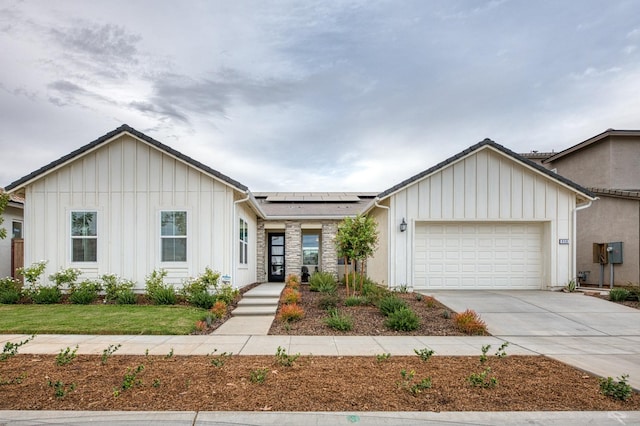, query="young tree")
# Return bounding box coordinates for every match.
[0,191,9,240]
[335,214,379,295]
